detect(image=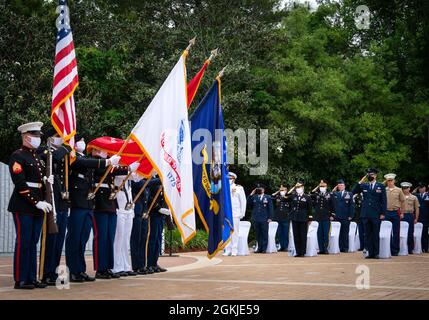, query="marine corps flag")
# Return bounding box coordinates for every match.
[190,77,233,258]
[130,53,196,244]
